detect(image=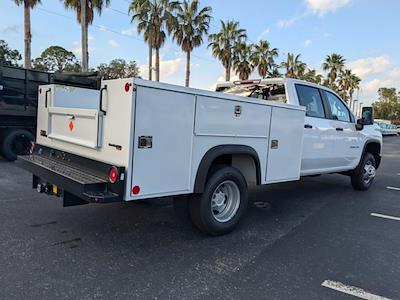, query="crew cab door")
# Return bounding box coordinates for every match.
[321,90,362,169]
[295,84,337,174]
